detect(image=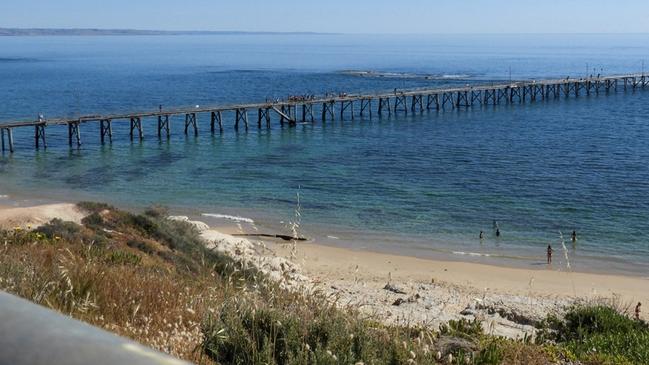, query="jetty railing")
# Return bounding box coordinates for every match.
[0,73,647,152]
